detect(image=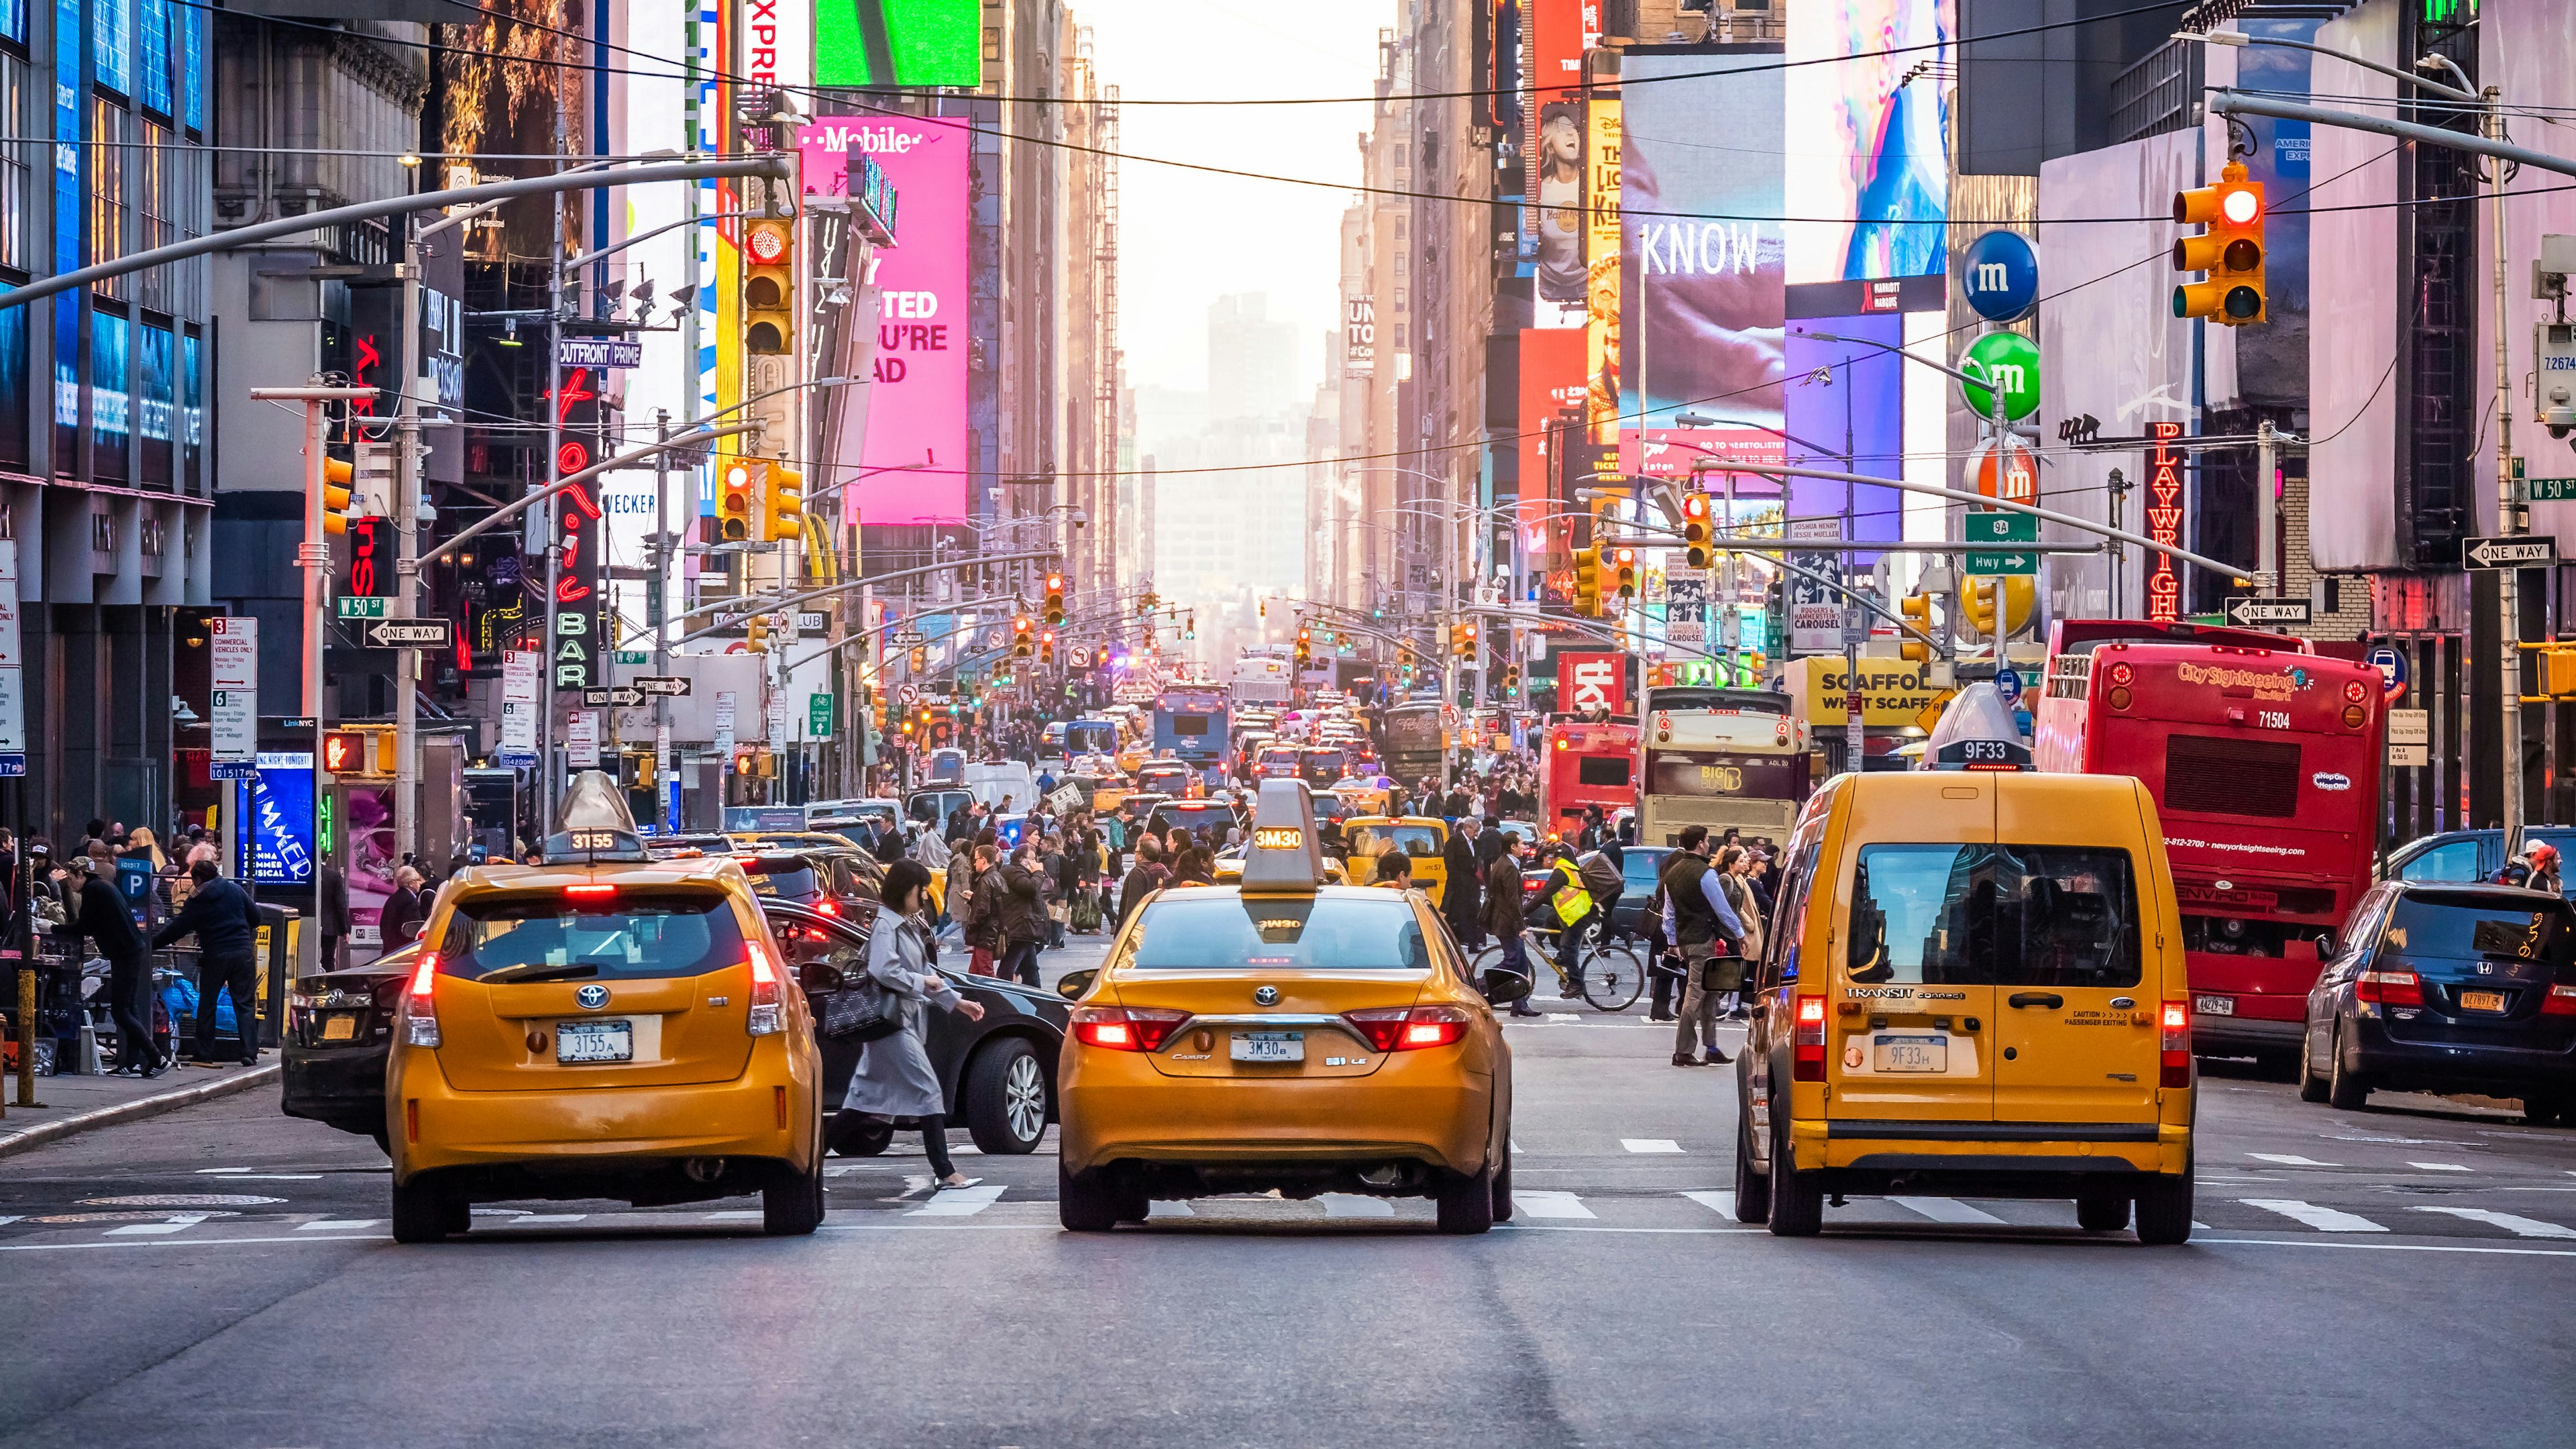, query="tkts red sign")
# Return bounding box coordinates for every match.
[1558,650,1626,715]
[2145,421,2185,623]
